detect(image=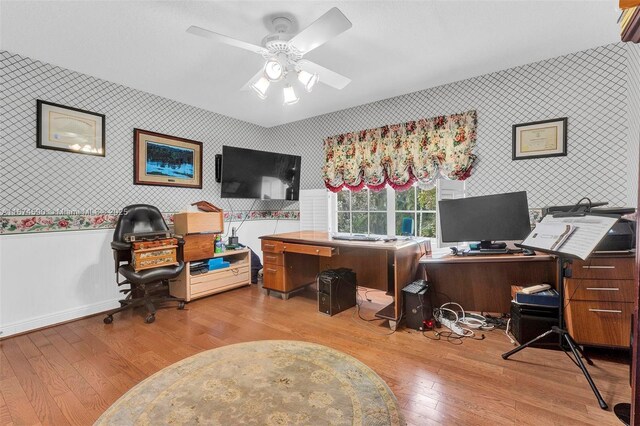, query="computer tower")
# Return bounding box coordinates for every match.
[403,280,433,330]
[510,302,559,347]
[317,268,356,316]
